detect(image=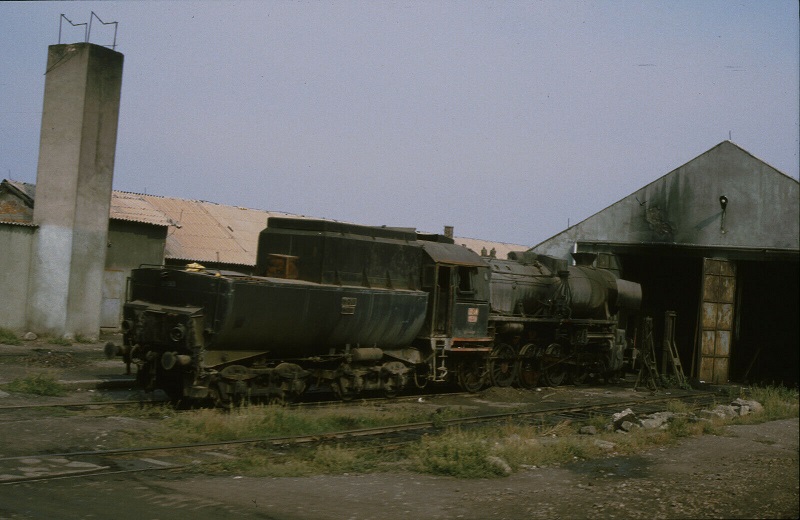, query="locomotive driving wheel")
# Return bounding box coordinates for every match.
[516,343,539,389]
[539,343,567,387]
[489,343,517,388]
[457,358,485,393]
[570,366,589,386]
